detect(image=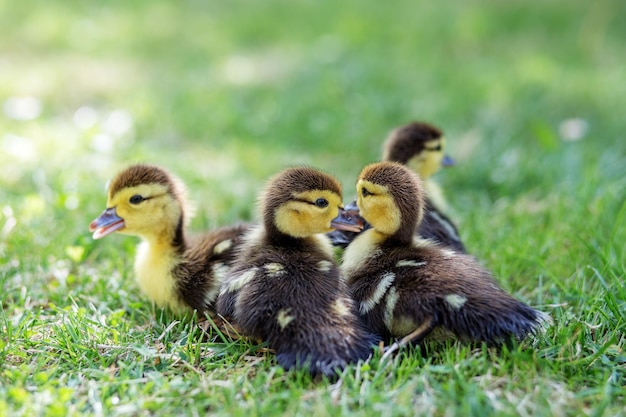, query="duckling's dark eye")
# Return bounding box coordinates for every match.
[361,187,371,197]
[129,195,144,205]
[314,198,329,208]
[429,144,442,151]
